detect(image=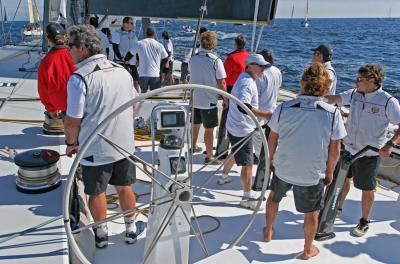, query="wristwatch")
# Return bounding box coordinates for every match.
[65,140,78,147]
[385,139,396,147]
